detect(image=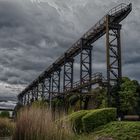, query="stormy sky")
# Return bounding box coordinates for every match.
[0,0,139,109]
